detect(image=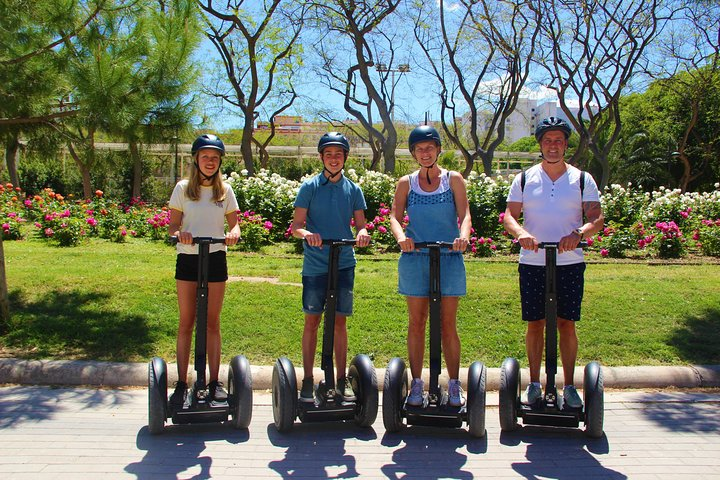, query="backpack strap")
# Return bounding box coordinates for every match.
[520,167,586,198]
